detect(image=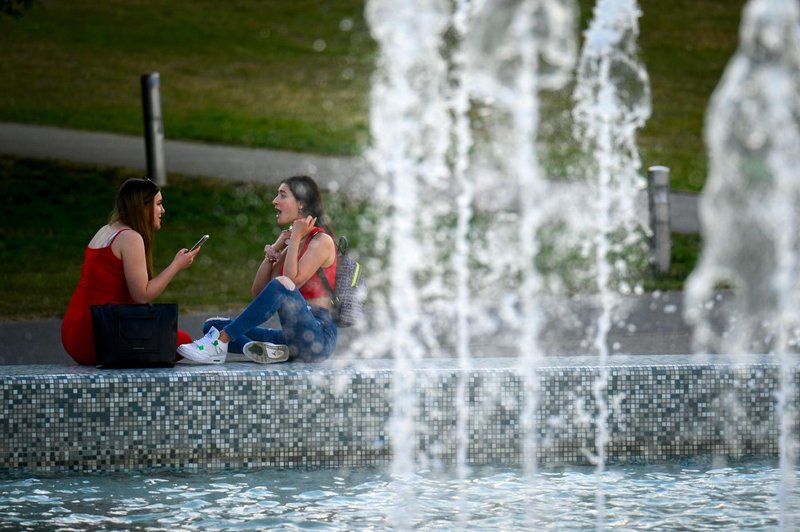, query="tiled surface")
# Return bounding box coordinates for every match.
[0,356,795,474]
